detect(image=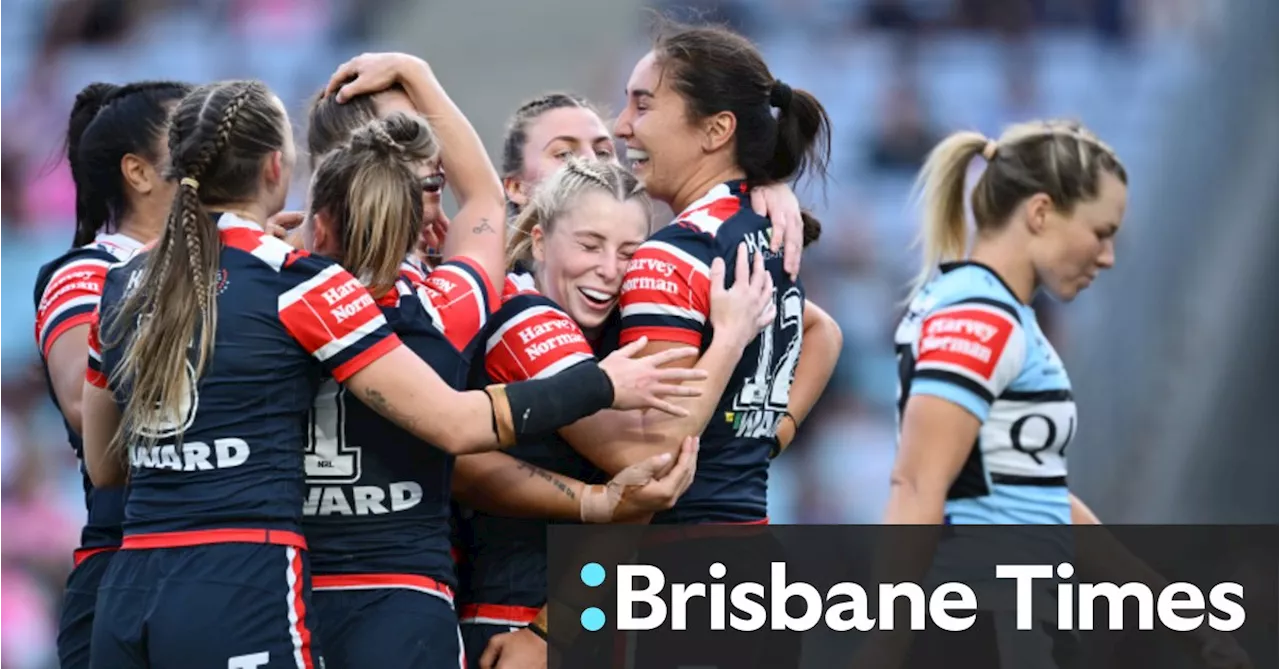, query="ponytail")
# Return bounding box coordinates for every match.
[309,112,439,298]
[65,80,192,249]
[651,21,832,247]
[110,80,282,456]
[67,83,119,247]
[907,130,989,299]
